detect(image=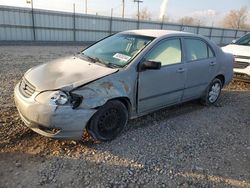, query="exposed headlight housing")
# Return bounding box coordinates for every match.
[36,90,83,109]
[70,93,83,109]
[50,91,68,105]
